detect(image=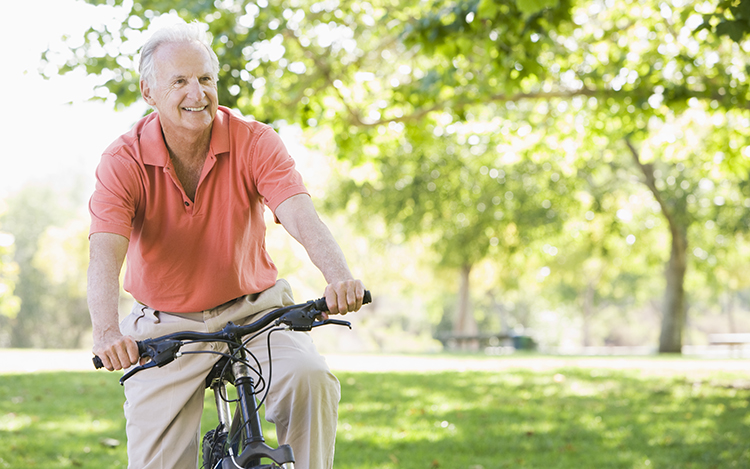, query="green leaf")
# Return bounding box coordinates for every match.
[515,0,557,16]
